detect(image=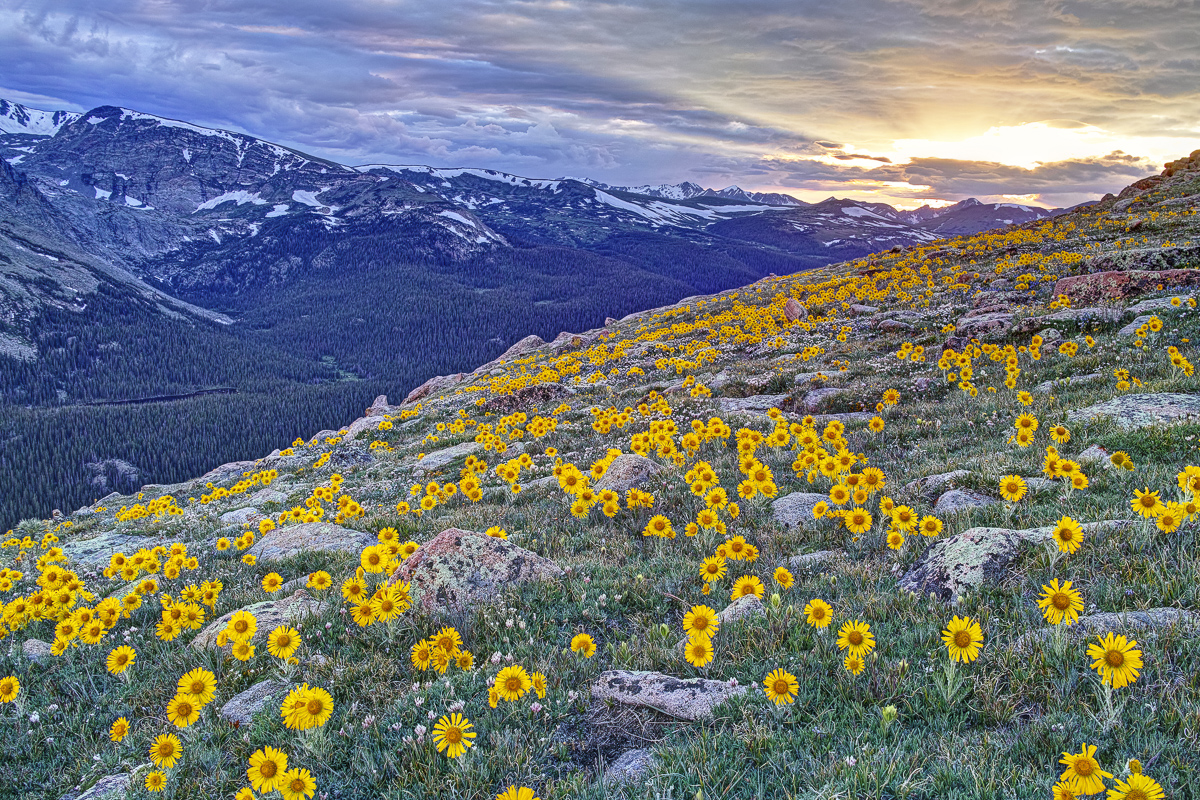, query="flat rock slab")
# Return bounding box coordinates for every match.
[717,394,788,416]
[62,774,130,800]
[1015,608,1200,651]
[192,591,329,651]
[772,492,829,529]
[787,550,839,570]
[592,670,746,721]
[802,387,849,412]
[1068,393,1200,430]
[594,454,664,493]
[23,638,54,665]
[390,528,562,614]
[954,311,1013,339]
[220,507,260,525]
[248,522,373,562]
[248,488,289,505]
[1034,373,1105,394]
[605,748,658,785]
[1118,315,1153,337]
[414,440,485,473]
[934,489,999,514]
[718,595,765,625]
[62,531,162,570]
[1126,295,1195,315]
[904,470,973,502]
[1054,269,1200,304]
[900,520,1132,602]
[220,679,288,727]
